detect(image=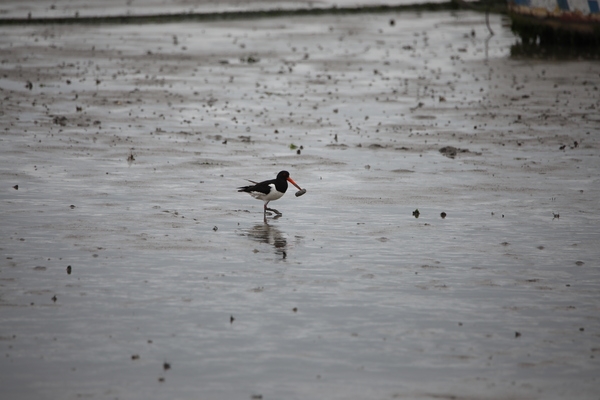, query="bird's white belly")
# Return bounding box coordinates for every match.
[249,184,284,202]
